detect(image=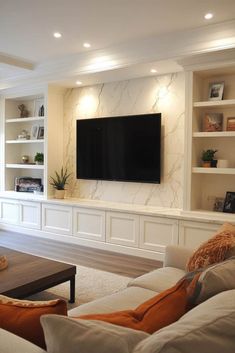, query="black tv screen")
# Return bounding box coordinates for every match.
[76,113,161,183]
